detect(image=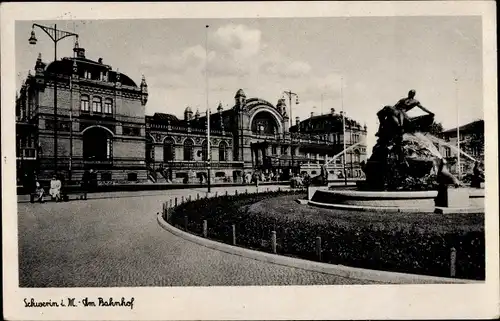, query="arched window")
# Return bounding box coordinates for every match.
[103,98,113,114]
[163,137,175,161]
[92,97,102,113]
[202,140,208,161]
[80,95,90,112]
[146,135,154,162]
[183,139,194,161]
[219,141,228,161]
[354,149,361,163]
